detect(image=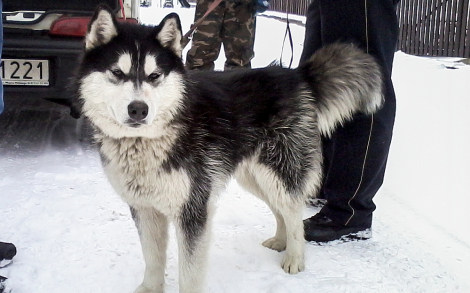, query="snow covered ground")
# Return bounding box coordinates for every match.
[1,5,470,293]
